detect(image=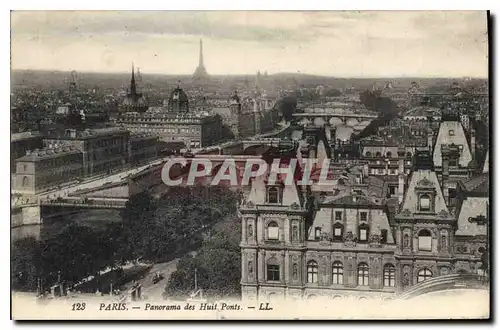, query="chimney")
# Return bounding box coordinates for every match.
[470,127,476,161]
[427,130,434,152]
[441,145,450,202]
[397,156,405,204]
